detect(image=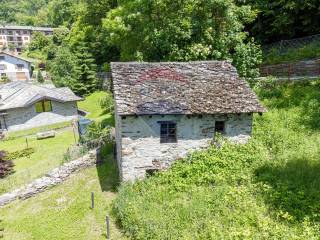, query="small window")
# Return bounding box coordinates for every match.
[215,121,225,134]
[35,100,52,113]
[160,121,177,143]
[16,64,24,71]
[0,56,4,60]
[146,169,158,177]
[0,64,6,70]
